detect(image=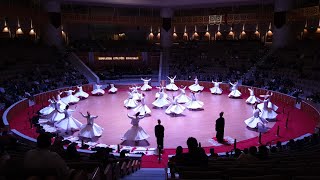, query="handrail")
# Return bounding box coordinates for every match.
[69,52,100,83]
